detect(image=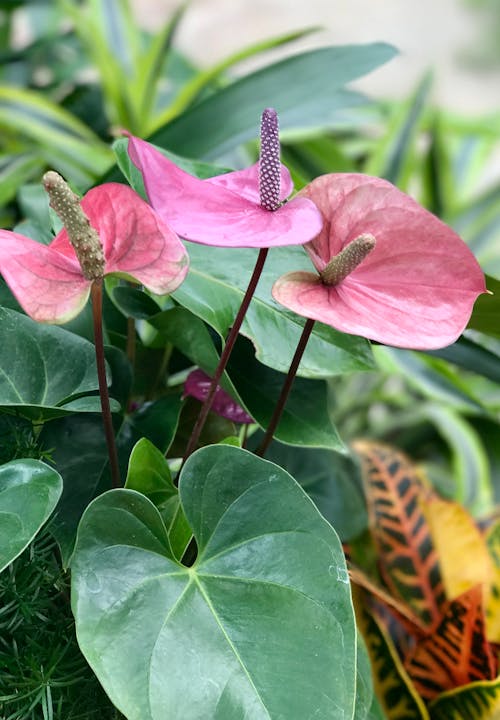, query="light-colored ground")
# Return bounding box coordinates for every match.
[133,0,500,115]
